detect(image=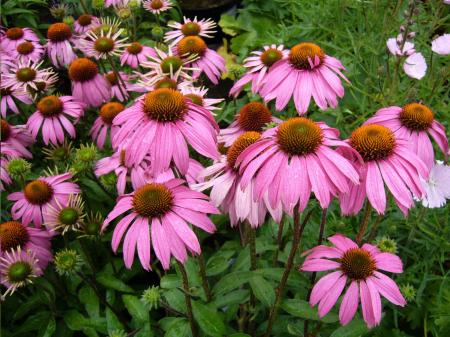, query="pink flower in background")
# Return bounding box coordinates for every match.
[195,132,282,227]
[46,23,77,68]
[340,124,428,216]
[2,60,57,92]
[69,58,111,107]
[180,85,223,115]
[0,247,42,297]
[365,103,448,170]
[79,28,128,60]
[0,27,39,51]
[143,0,172,14]
[403,52,427,79]
[74,14,100,35]
[91,102,125,149]
[419,161,450,208]
[0,158,12,191]
[9,40,45,63]
[102,178,218,270]
[0,86,31,118]
[431,34,450,55]
[230,44,289,97]
[120,42,156,68]
[237,117,359,215]
[112,88,219,175]
[7,172,80,227]
[218,101,279,146]
[260,42,348,114]
[104,71,133,102]
[0,220,53,269]
[300,234,406,328]
[0,120,34,158]
[177,36,226,84]
[27,95,85,145]
[165,17,217,46]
